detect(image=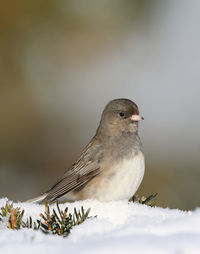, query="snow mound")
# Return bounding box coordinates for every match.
[0,198,200,254]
